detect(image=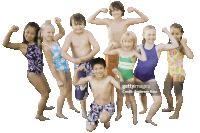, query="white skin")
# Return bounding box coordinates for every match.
[73,64,122,131]
[2,25,54,121]
[163,27,194,119]
[61,20,100,118]
[42,17,79,119]
[87,6,149,115]
[103,38,146,123]
[135,27,179,126]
